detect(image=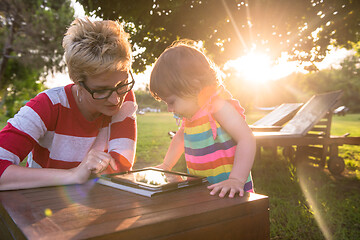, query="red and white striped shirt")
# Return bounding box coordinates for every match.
[0,84,137,177]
